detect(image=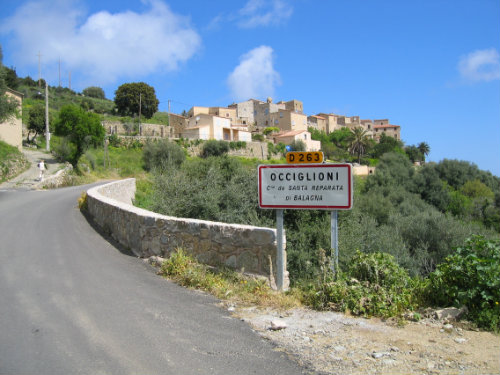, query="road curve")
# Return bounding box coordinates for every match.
[0,185,310,375]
